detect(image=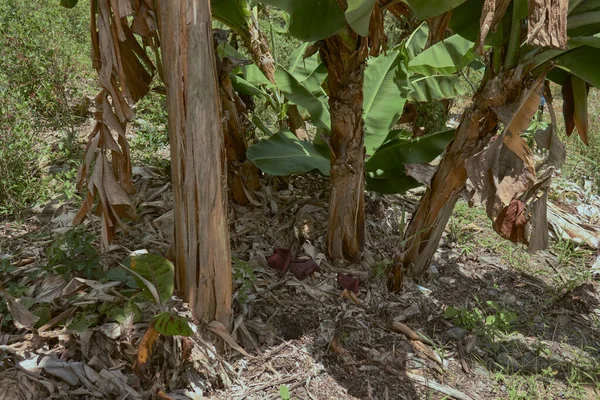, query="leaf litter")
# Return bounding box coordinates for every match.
[1,139,600,399]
